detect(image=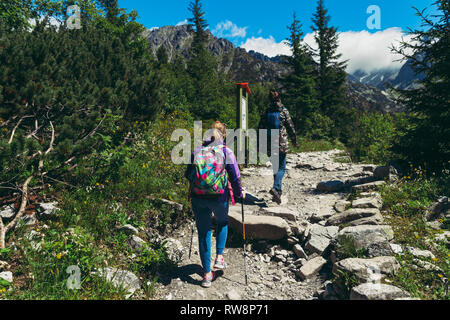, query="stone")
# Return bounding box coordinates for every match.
[0,205,16,220]
[326,208,381,226]
[0,271,13,284]
[296,256,327,280]
[127,235,146,251]
[305,224,339,255]
[37,202,60,220]
[228,210,291,241]
[333,256,400,282]
[334,200,350,213]
[93,267,140,299]
[373,166,398,181]
[226,289,241,300]
[363,165,377,172]
[0,261,10,272]
[389,243,403,254]
[405,247,435,259]
[351,181,386,193]
[366,241,395,258]
[118,224,139,235]
[352,197,382,209]
[350,283,410,300]
[260,207,297,222]
[337,225,394,250]
[293,244,308,259]
[346,212,384,226]
[316,180,344,192]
